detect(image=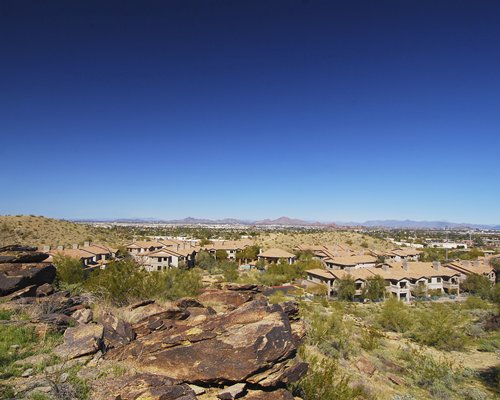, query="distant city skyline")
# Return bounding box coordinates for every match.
[1,1,499,224]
